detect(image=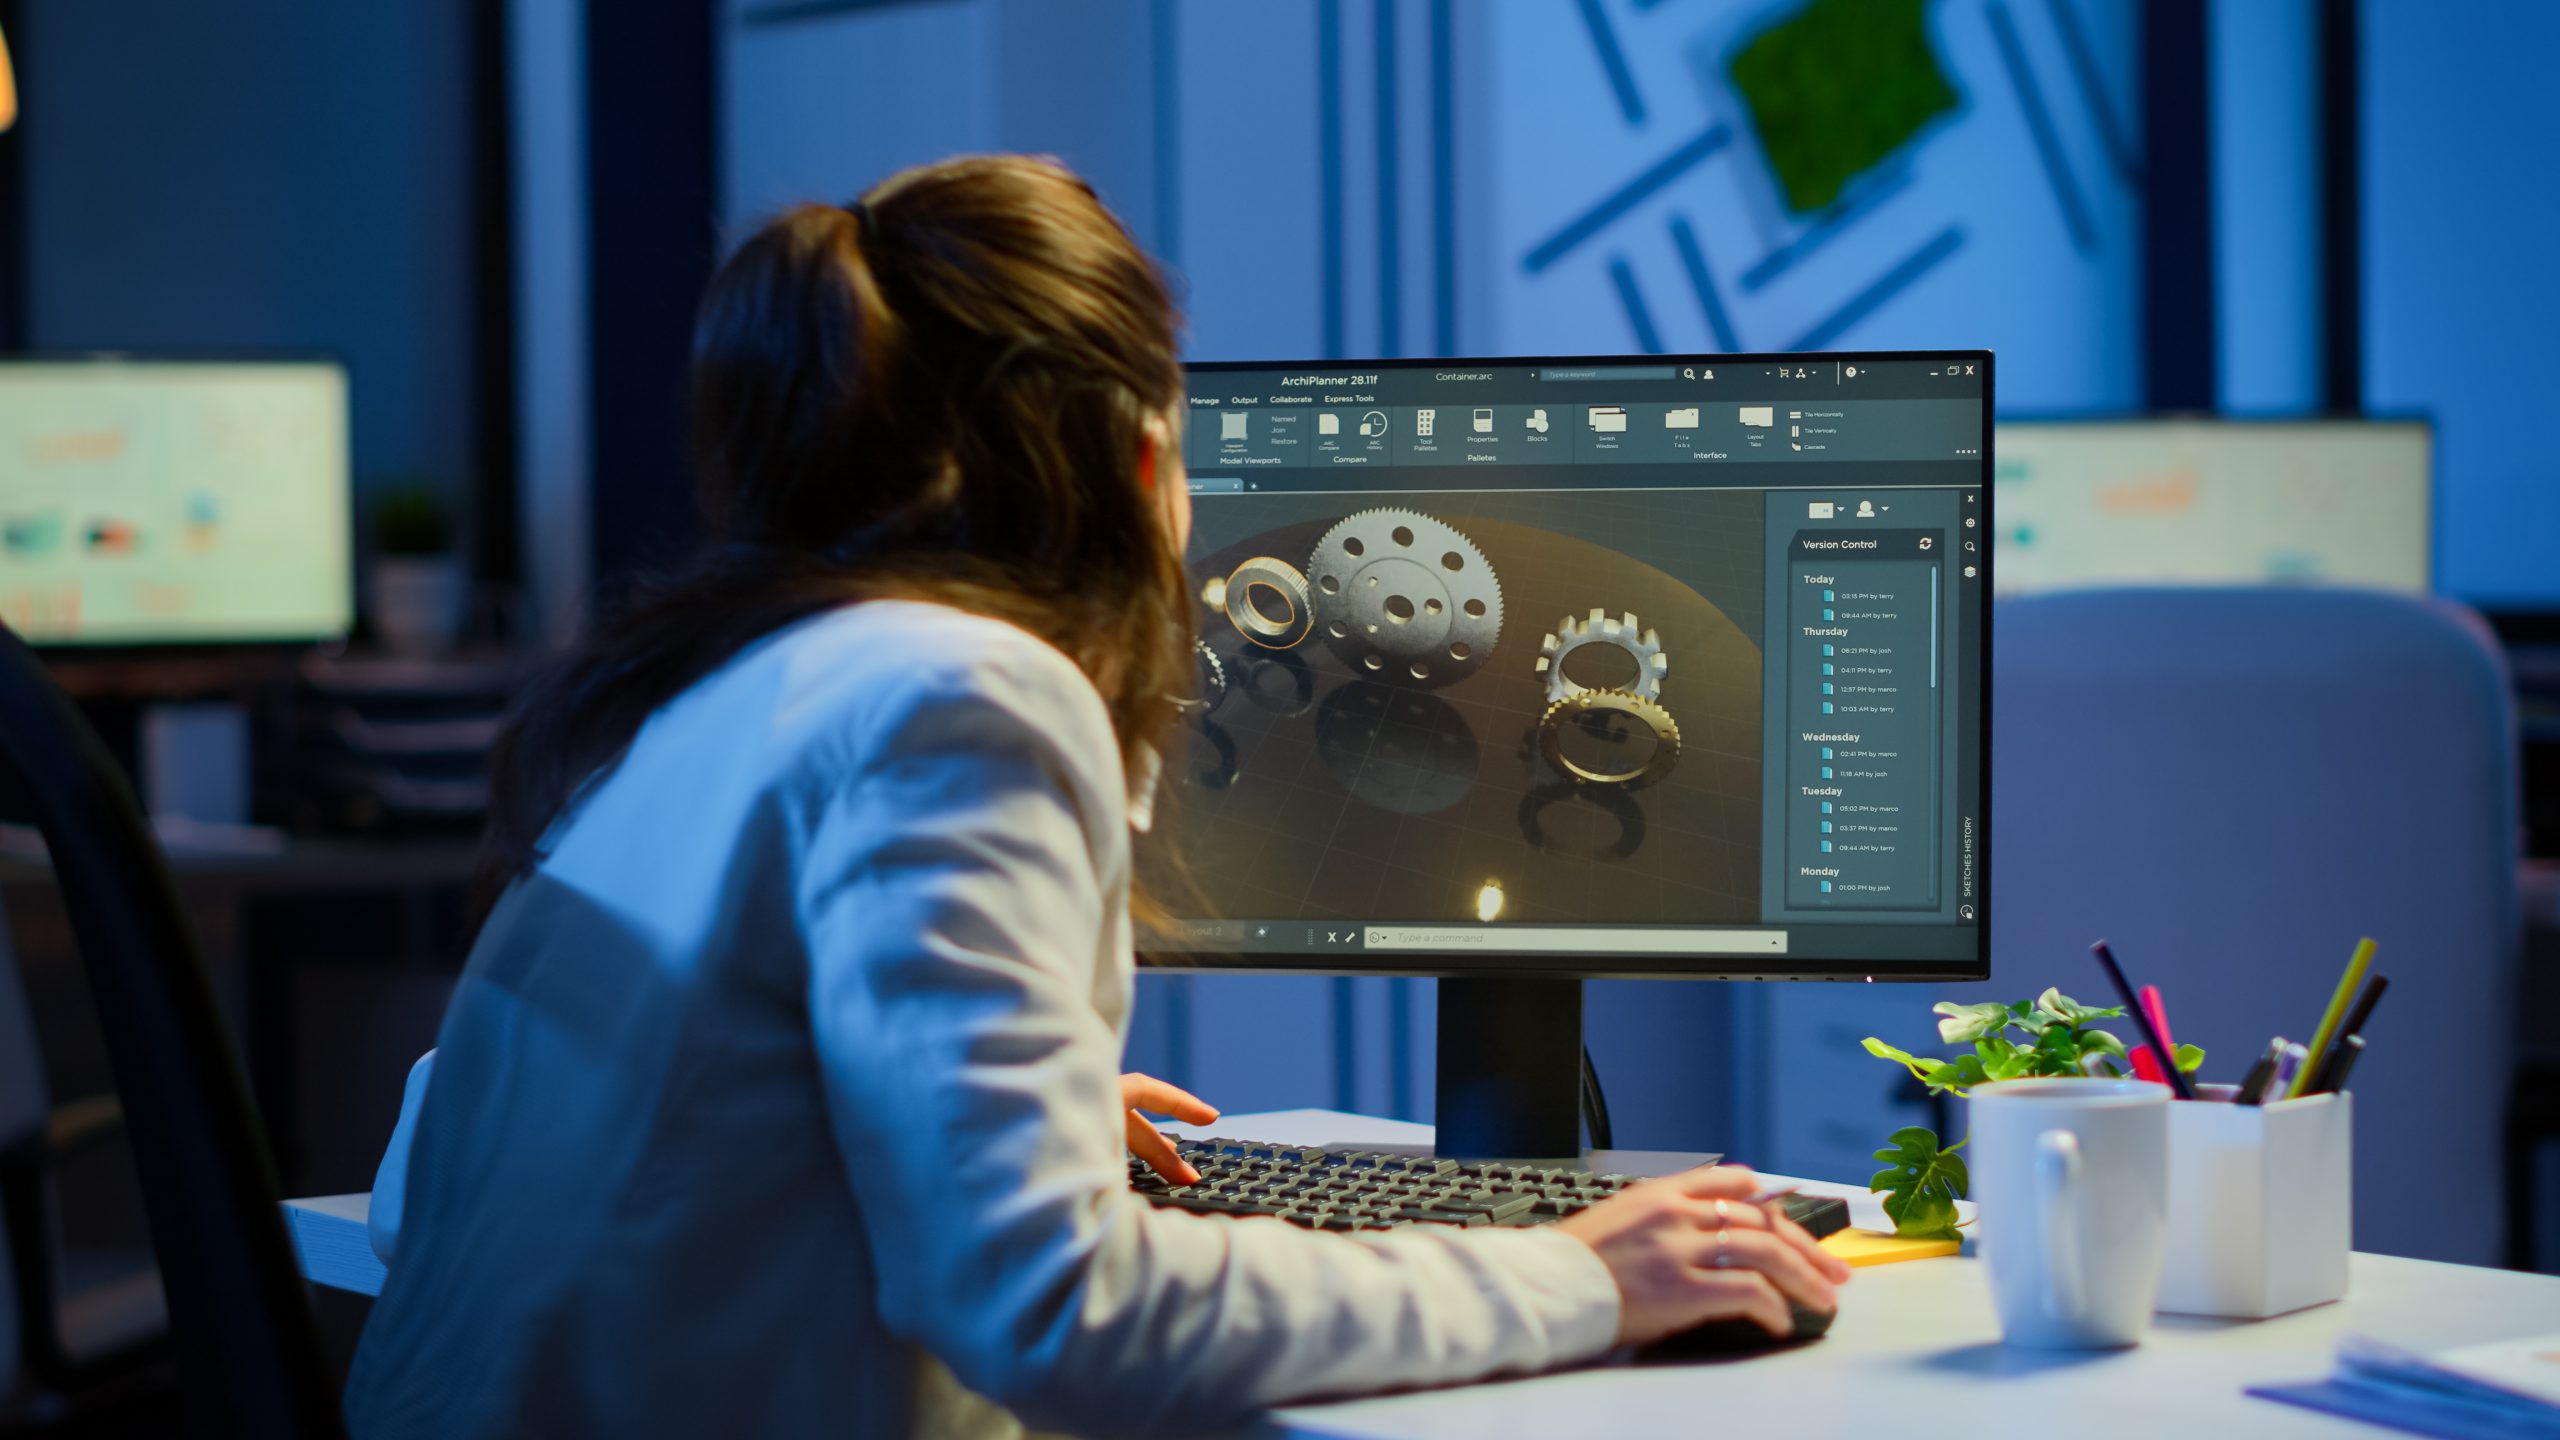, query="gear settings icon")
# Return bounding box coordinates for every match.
[1305,507,1503,687]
